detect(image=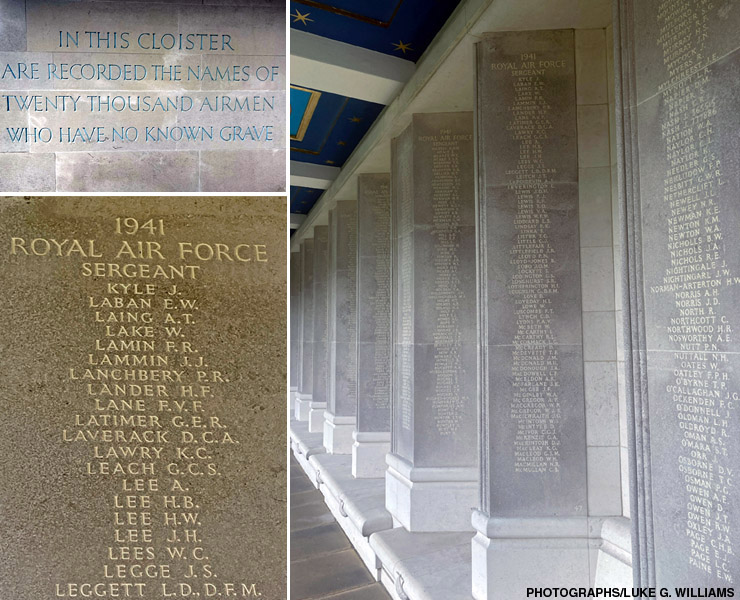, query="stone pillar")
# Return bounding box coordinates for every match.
[616,0,740,587]
[290,250,301,411]
[353,174,392,478]
[387,112,477,532]
[310,226,329,433]
[325,201,358,453]
[295,239,313,421]
[472,31,589,598]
